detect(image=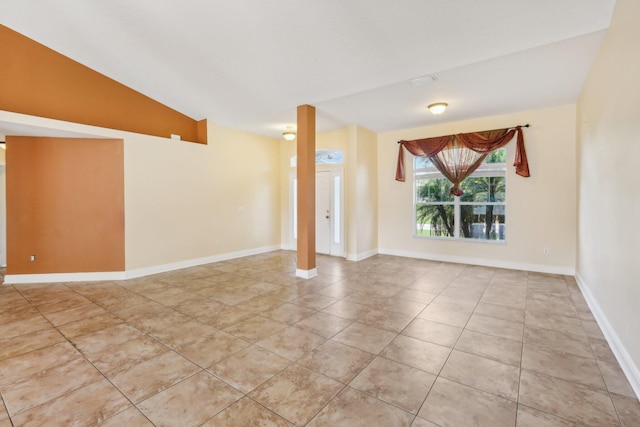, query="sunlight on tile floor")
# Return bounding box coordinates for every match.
[1,251,638,426]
